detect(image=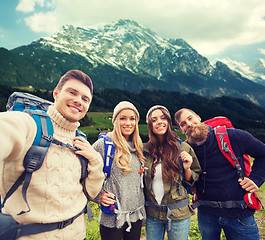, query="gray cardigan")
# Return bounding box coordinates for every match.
[93,138,146,230]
